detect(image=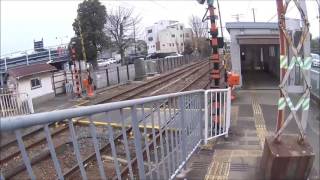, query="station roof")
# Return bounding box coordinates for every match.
[8,63,57,79]
[226,22,279,32]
